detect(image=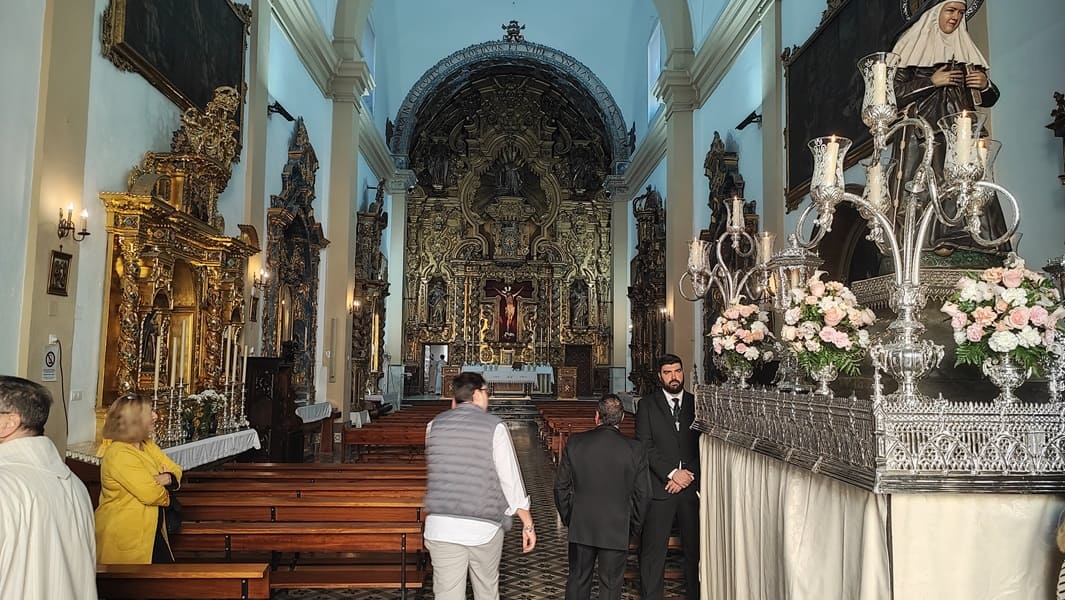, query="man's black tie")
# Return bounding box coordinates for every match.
[671,398,680,430]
